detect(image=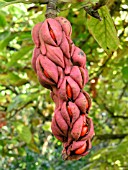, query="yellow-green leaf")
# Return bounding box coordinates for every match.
[87,5,119,55]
